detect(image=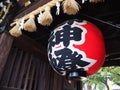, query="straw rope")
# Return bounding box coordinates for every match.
[9,0,105,37]
[10,0,63,26]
